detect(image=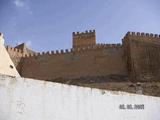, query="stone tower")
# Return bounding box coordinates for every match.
[72,30,96,49]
